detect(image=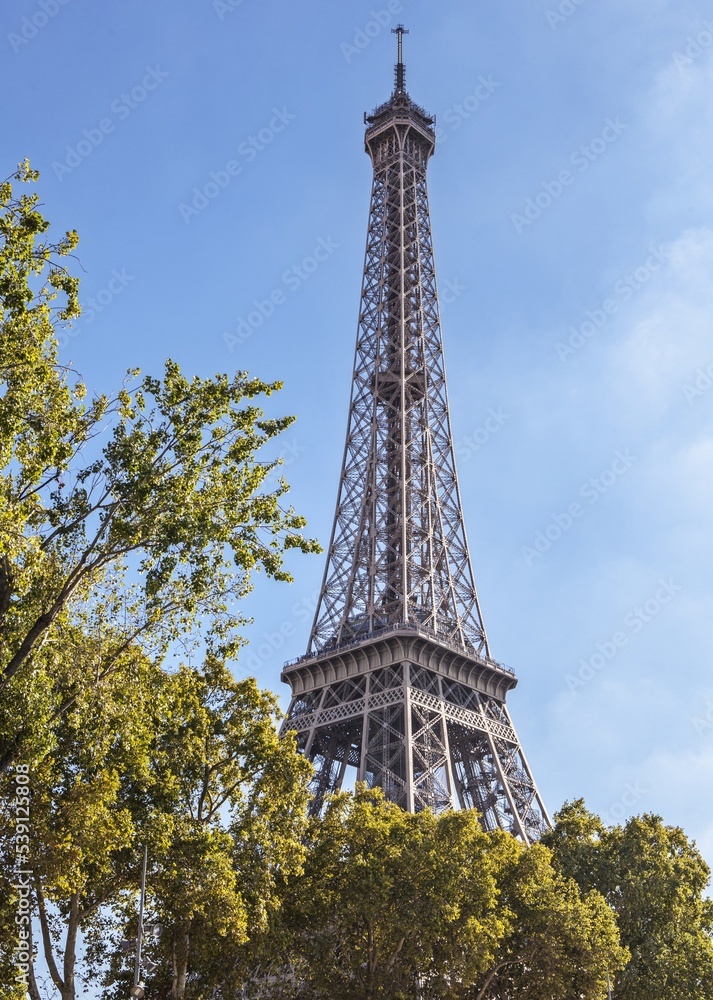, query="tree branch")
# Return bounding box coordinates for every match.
[35,875,65,994]
[474,950,534,1000]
